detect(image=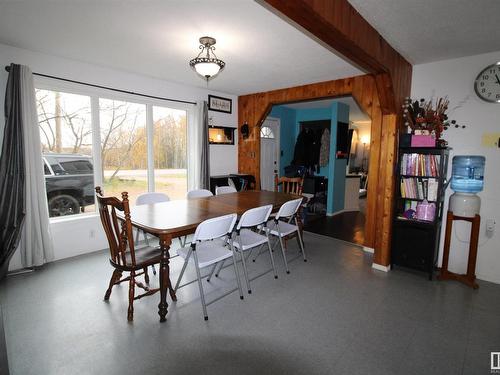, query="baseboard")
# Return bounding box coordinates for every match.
[326,209,345,217]
[372,262,391,272]
[363,246,374,254]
